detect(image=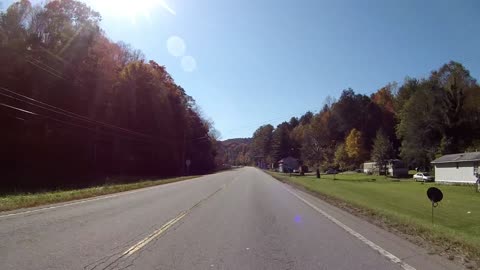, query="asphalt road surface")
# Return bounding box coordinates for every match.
[0,167,459,270]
